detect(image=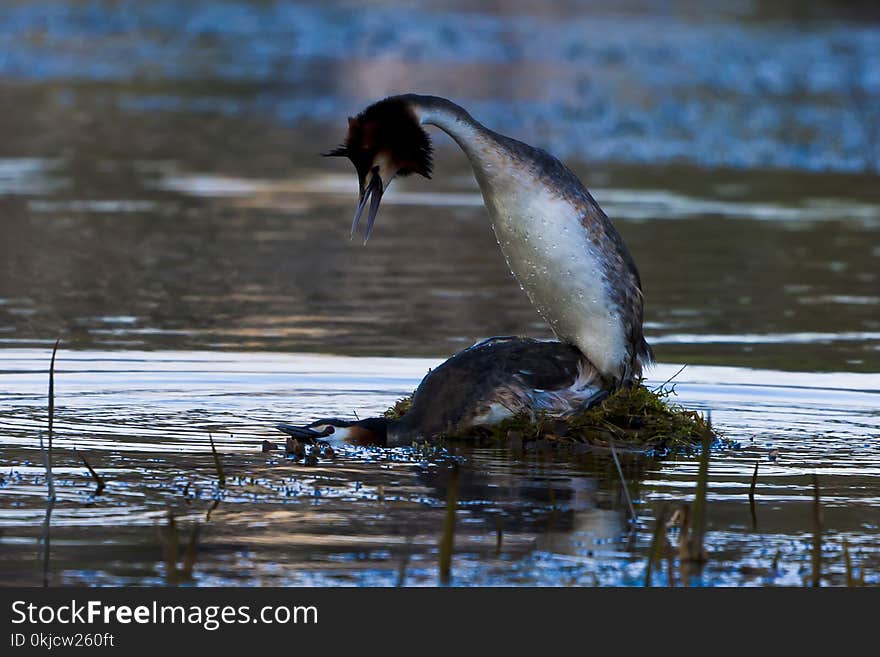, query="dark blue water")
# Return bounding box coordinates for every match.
[1,0,878,172]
